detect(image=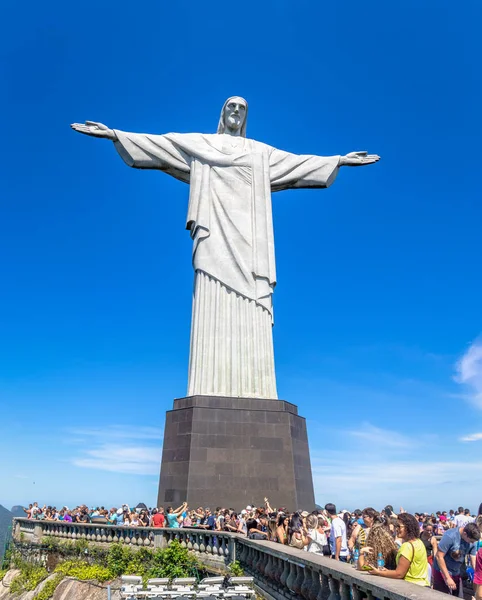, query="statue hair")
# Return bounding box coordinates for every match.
[217,96,248,137]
